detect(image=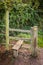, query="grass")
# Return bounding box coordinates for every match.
[38,30,43,47]
[38,35,43,47]
[17,33,43,48]
[17,33,31,38]
[17,33,31,44]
